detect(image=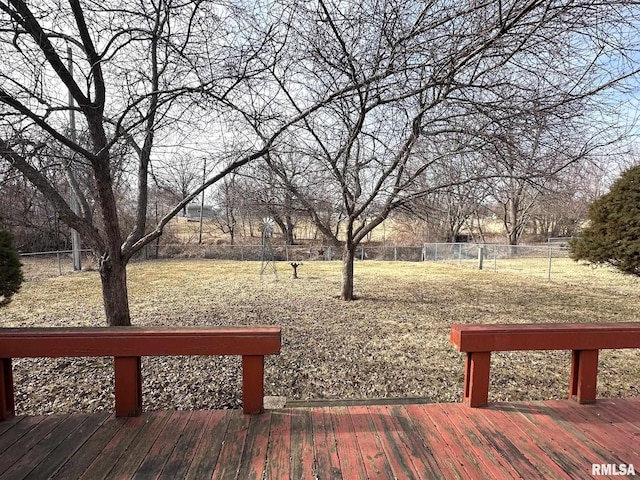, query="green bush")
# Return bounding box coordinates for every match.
[569,165,640,276]
[0,228,23,306]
